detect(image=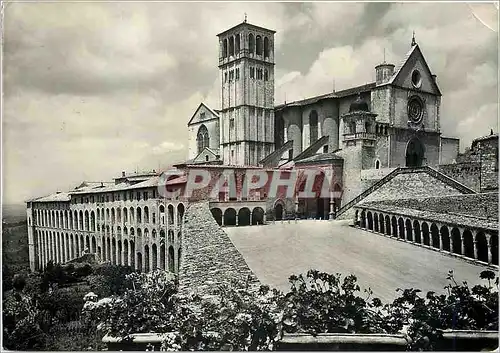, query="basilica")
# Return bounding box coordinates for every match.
[186,20,459,215]
[25,20,498,273]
